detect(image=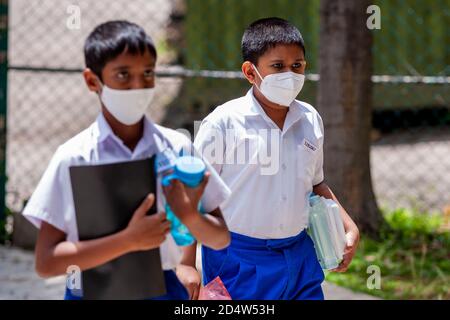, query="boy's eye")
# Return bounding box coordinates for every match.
[116,71,129,80]
[293,61,307,70]
[144,70,155,78]
[271,63,283,69]
[272,63,283,69]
